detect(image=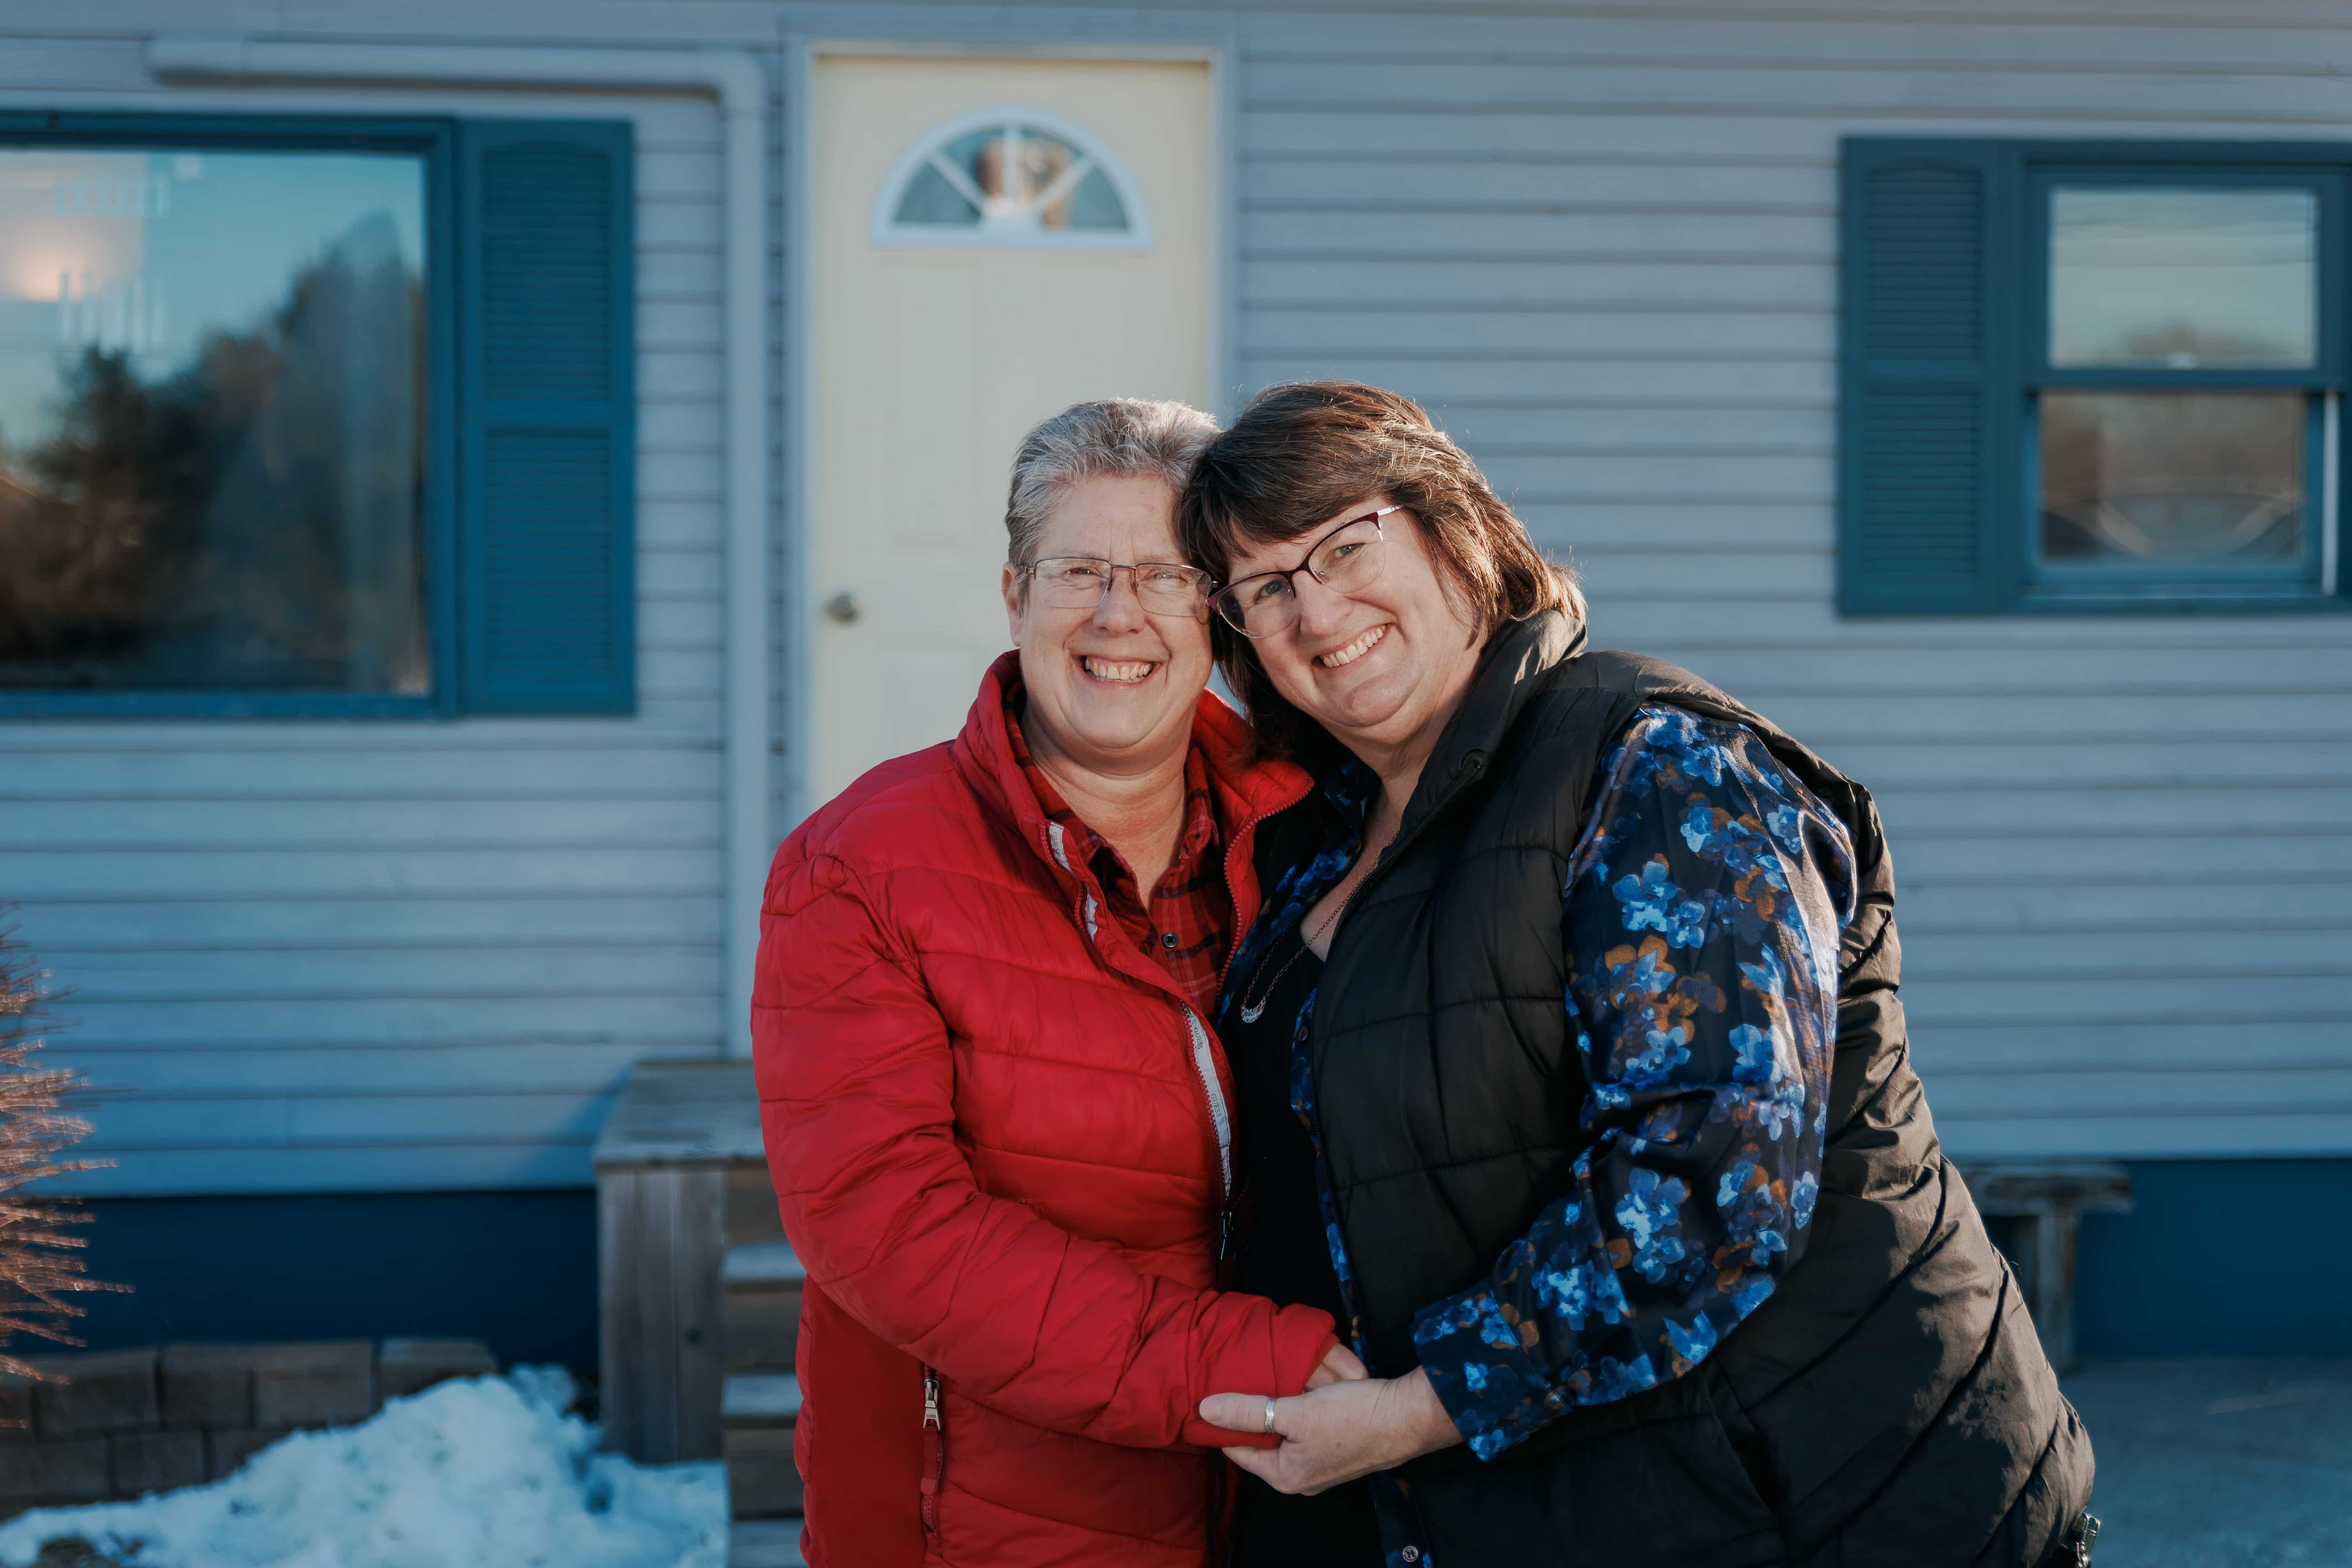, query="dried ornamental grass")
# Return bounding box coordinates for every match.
[0,916,123,1405]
